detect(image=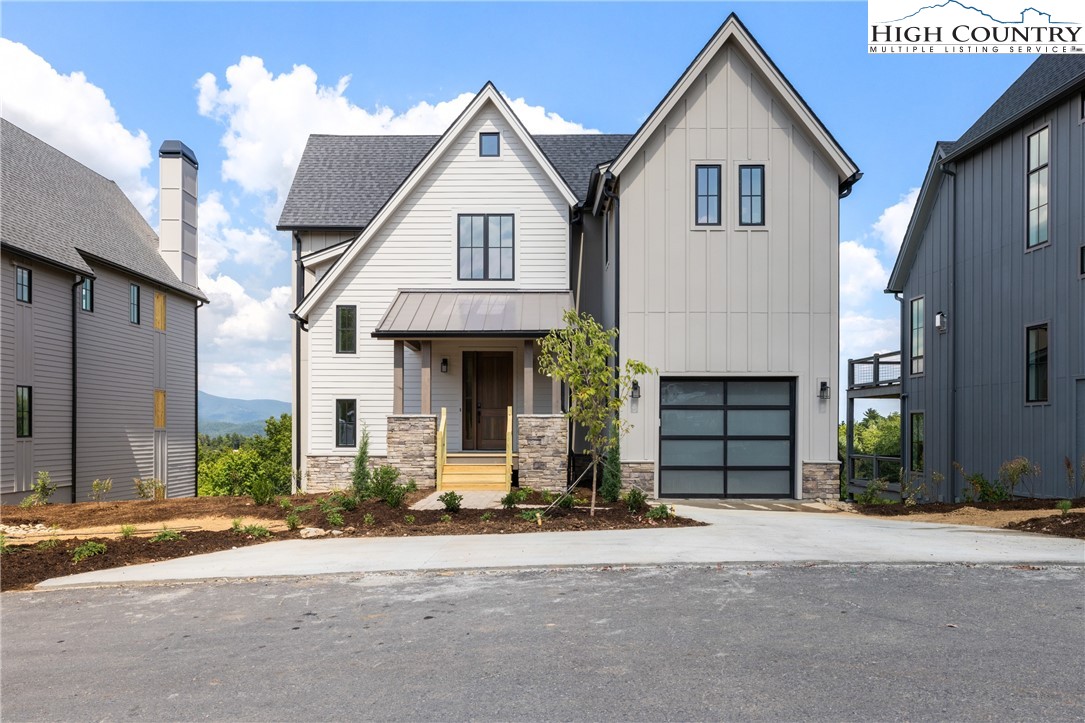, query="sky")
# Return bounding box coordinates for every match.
[0,1,1036,409]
